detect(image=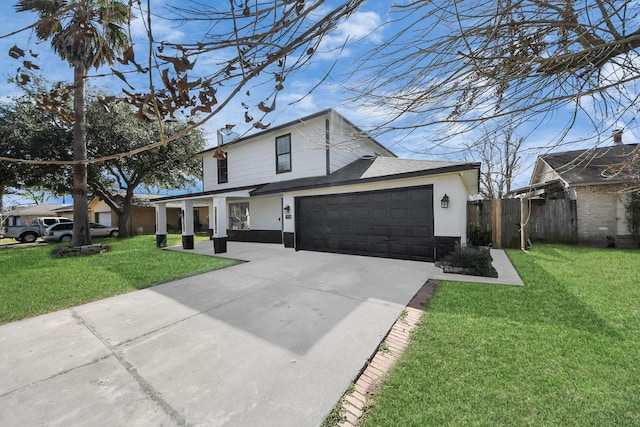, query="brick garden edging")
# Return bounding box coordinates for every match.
[335,279,439,427]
